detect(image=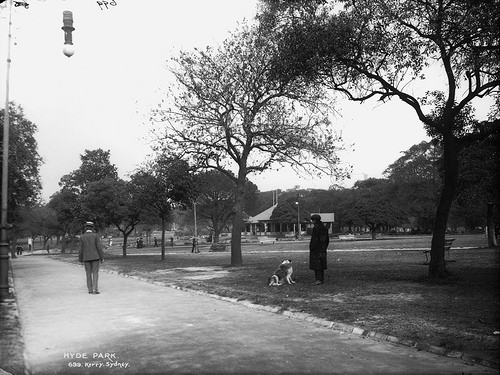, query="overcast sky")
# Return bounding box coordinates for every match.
[1,0,489,202]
